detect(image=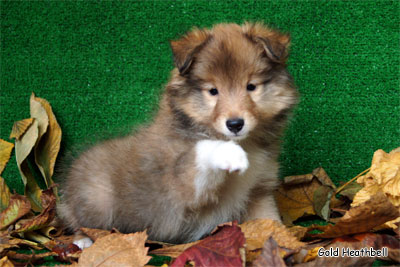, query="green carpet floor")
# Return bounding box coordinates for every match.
[1,1,399,193]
